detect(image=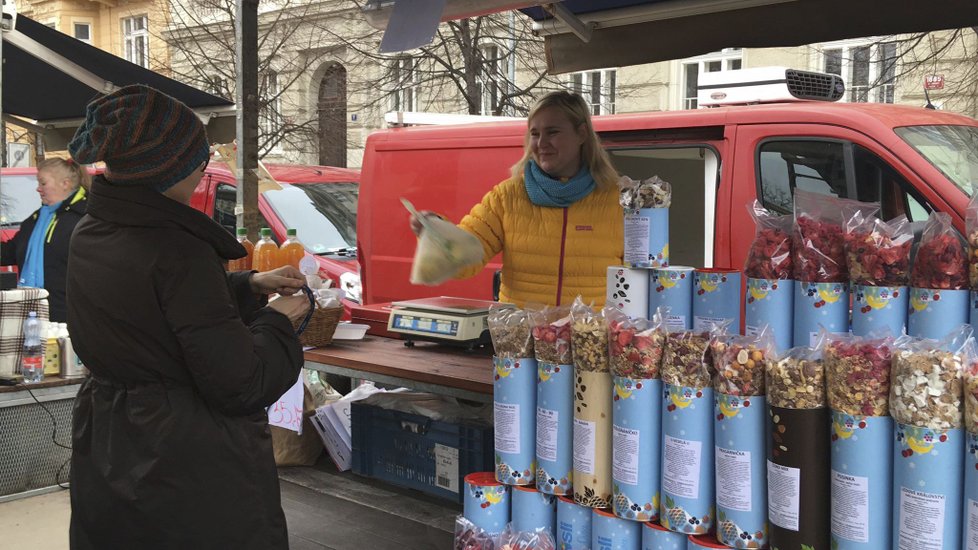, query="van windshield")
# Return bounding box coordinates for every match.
[895,125,978,196]
[0,174,42,227]
[262,182,358,254]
